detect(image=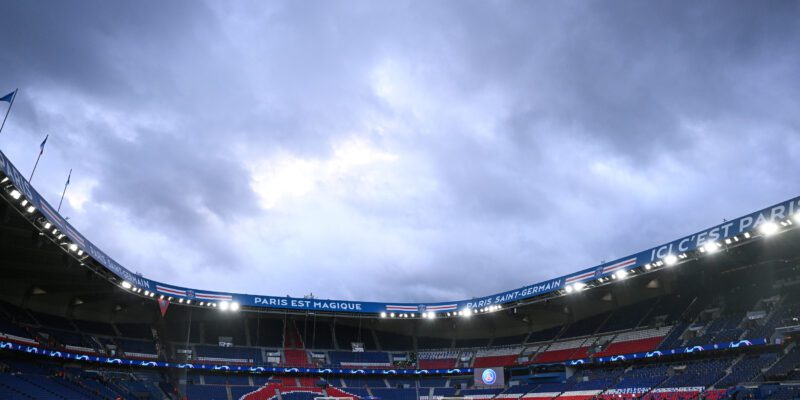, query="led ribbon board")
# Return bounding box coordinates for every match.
[0,340,472,375]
